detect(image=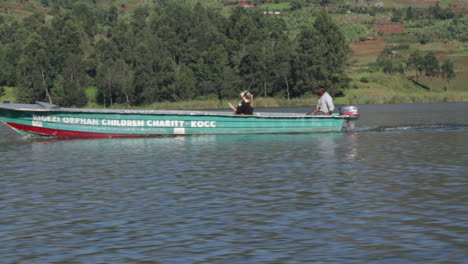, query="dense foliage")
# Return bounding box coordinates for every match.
[0,1,350,106]
[375,48,455,87]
